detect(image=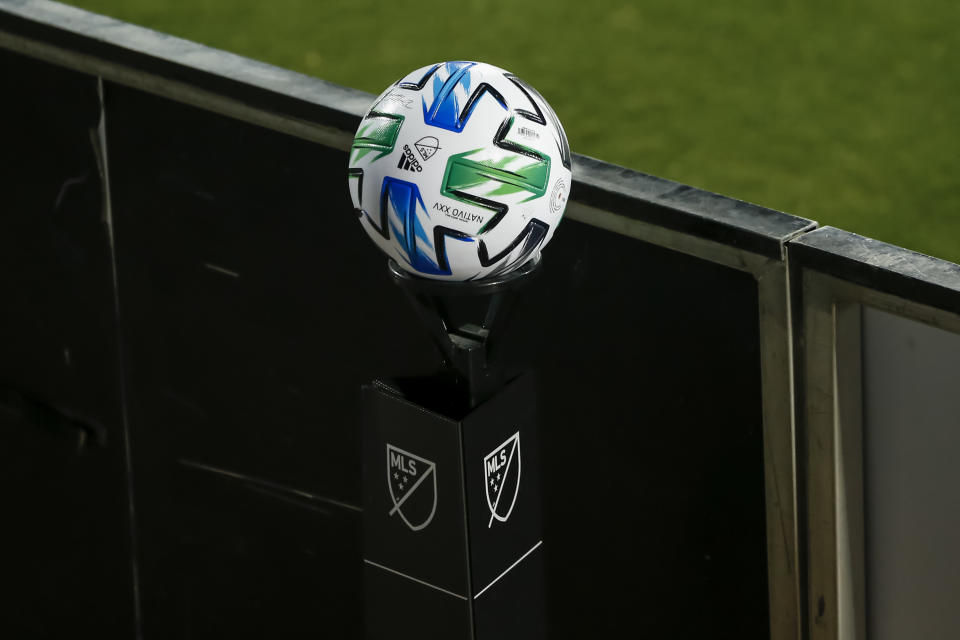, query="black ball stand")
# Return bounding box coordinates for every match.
[387,256,541,410]
[361,258,546,640]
